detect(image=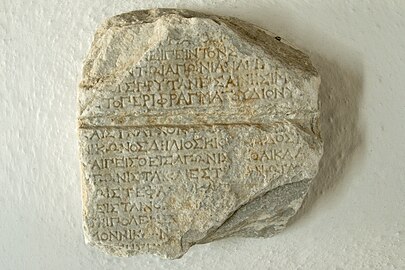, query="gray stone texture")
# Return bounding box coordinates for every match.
[77,8,323,259]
